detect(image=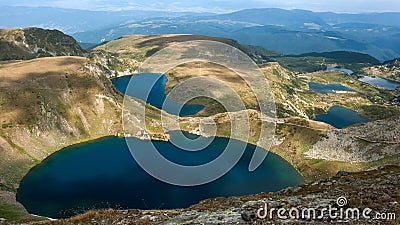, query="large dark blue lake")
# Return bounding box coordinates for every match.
[17,132,304,218]
[315,106,369,129]
[111,74,204,116]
